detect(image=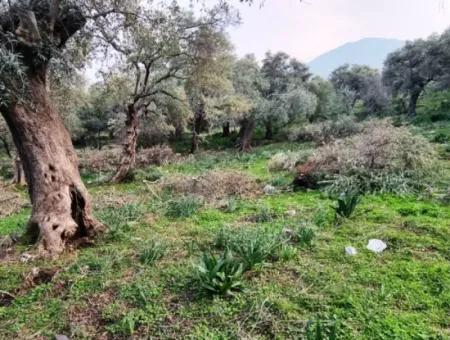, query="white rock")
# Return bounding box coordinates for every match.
[20,253,34,263]
[345,246,358,256]
[367,239,387,253]
[286,209,297,217]
[263,185,277,195]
